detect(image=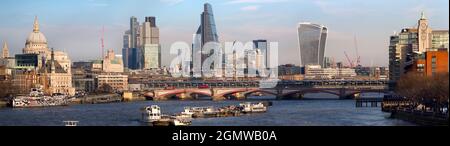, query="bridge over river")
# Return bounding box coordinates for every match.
[134,80,391,101]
